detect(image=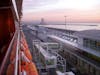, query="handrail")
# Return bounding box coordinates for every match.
[14,30,20,75]
[0,30,17,75]
[12,0,19,20]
